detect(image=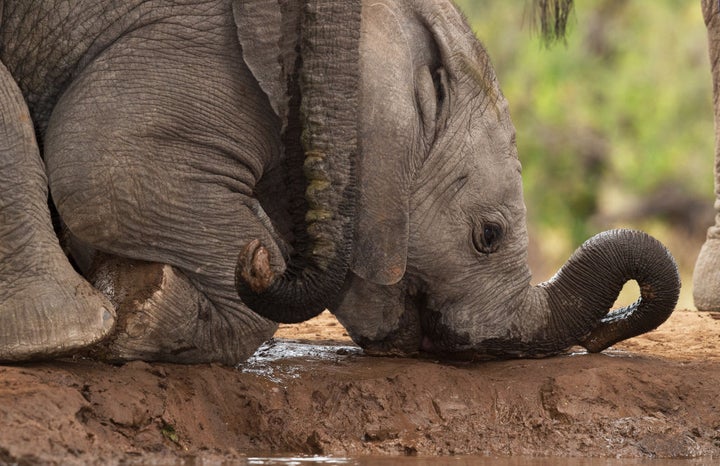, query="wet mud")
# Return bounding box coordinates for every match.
[1,310,719,464]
